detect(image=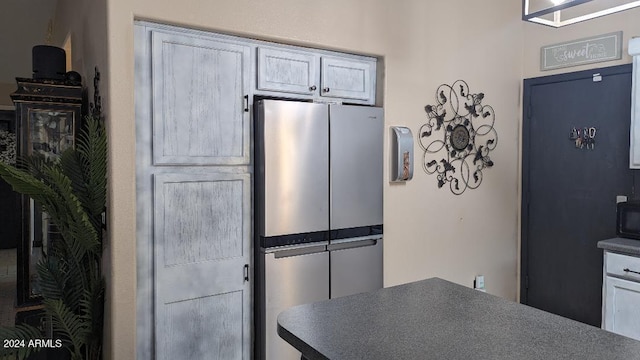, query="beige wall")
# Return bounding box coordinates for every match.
[53,0,109,87]
[0,0,57,84]
[523,8,640,78]
[51,0,110,355]
[104,0,524,358]
[89,0,640,358]
[0,82,15,107]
